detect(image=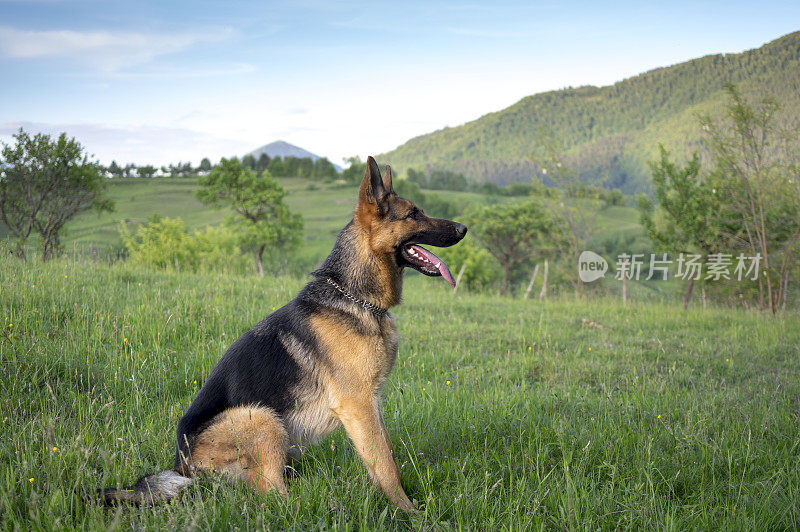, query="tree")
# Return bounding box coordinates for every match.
[427,169,467,191]
[467,201,556,295]
[341,156,366,184]
[198,157,213,174]
[123,163,137,177]
[699,84,800,313]
[267,156,285,177]
[312,157,337,179]
[137,165,157,178]
[196,158,303,276]
[394,179,460,219]
[256,153,270,173]
[406,168,427,187]
[107,160,124,178]
[637,146,725,309]
[296,157,313,178]
[242,154,257,171]
[165,162,188,177]
[533,133,598,295]
[0,129,114,260]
